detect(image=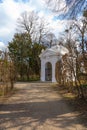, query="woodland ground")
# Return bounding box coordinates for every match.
[0,82,87,130]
